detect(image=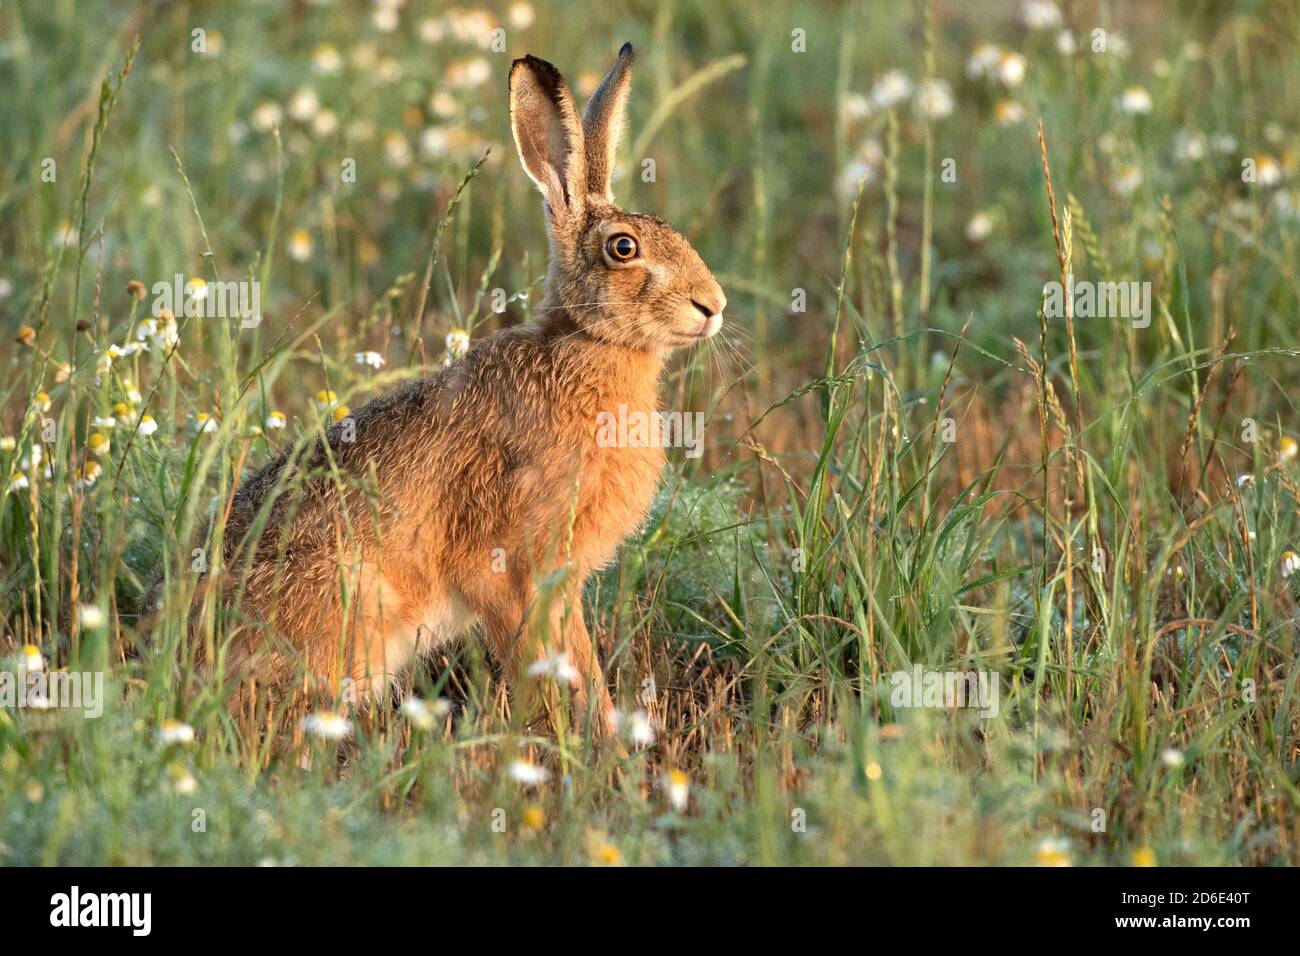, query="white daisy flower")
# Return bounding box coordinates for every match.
[526,651,578,685]
[508,760,551,786]
[1021,1,1062,30]
[664,769,690,812]
[914,79,954,121]
[870,69,913,109]
[1118,86,1153,114]
[158,719,196,745]
[300,710,351,740]
[1282,551,1300,579]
